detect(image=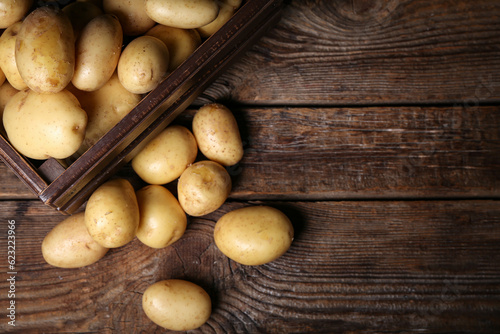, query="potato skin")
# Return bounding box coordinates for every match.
[15,6,75,93]
[41,212,109,268]
[0,0,33,29]
[145,0,219,29]
[84,178,140,248]
[214,206,294,266]
[0,21,28,90]
[103,0,155,36]
[142,279,211,331]
[192,103,244,166]
[72,14,123,92]
[145,24,201,71]
[3,88,87,160]
[131,125,198,185]
[177,160,231,217]
[136,185,187,249]
[117,35,169,94]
